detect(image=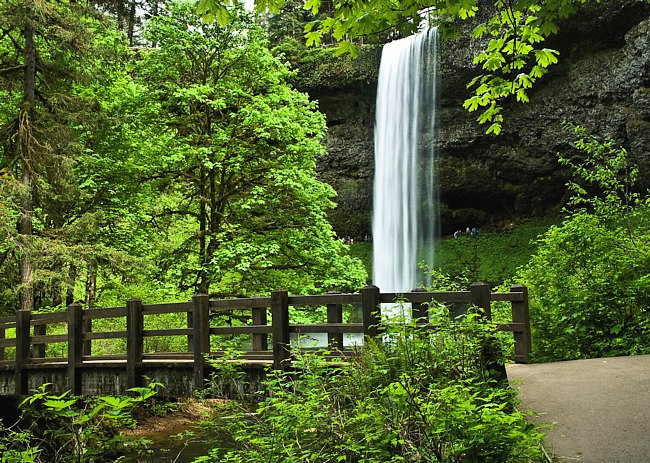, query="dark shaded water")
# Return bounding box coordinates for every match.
[0,396,20,424]
[141,438,215,462]
[125,427,222,463]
